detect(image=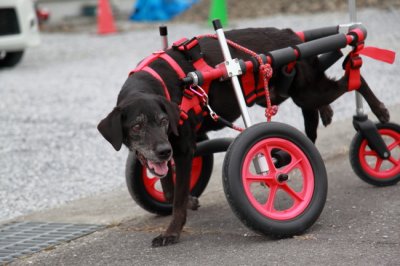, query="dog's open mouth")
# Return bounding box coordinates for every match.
[137,153,169,178]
